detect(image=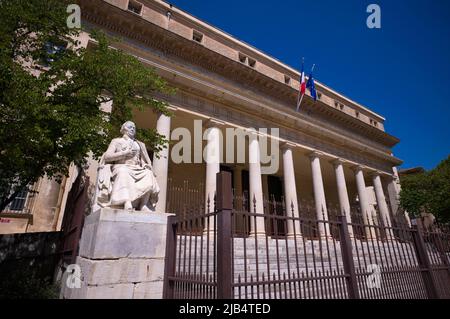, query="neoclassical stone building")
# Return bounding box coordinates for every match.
[0,0,410,236]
